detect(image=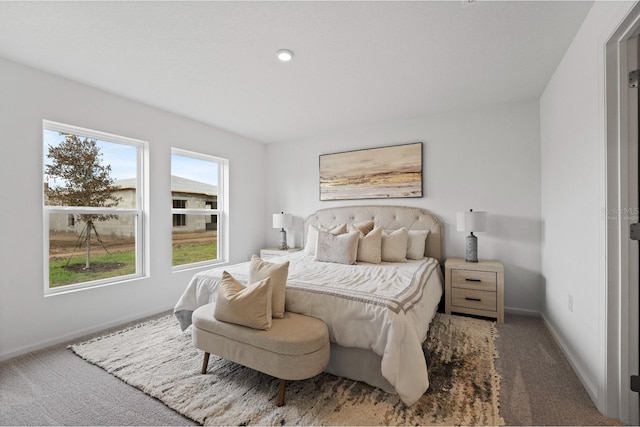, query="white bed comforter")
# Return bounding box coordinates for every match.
[174,252,443,406]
